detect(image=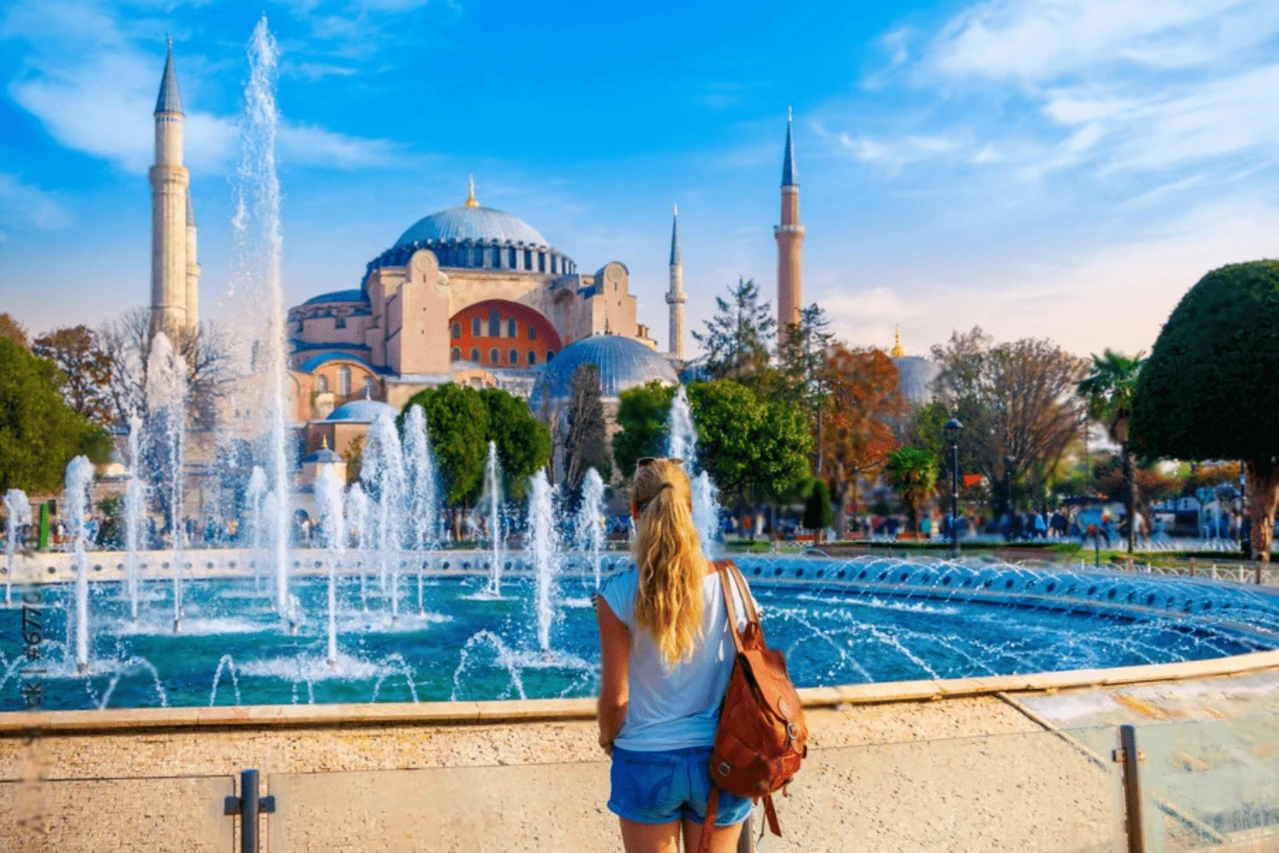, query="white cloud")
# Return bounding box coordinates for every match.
[0,173,72,231]
[2,0,404,175]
